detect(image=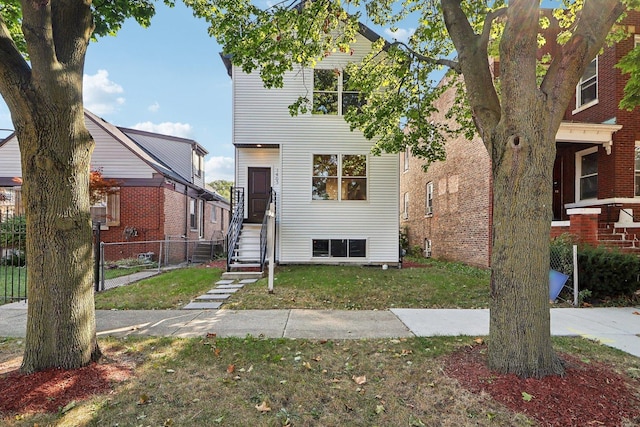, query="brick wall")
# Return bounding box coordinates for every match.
[400,81,492,268]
